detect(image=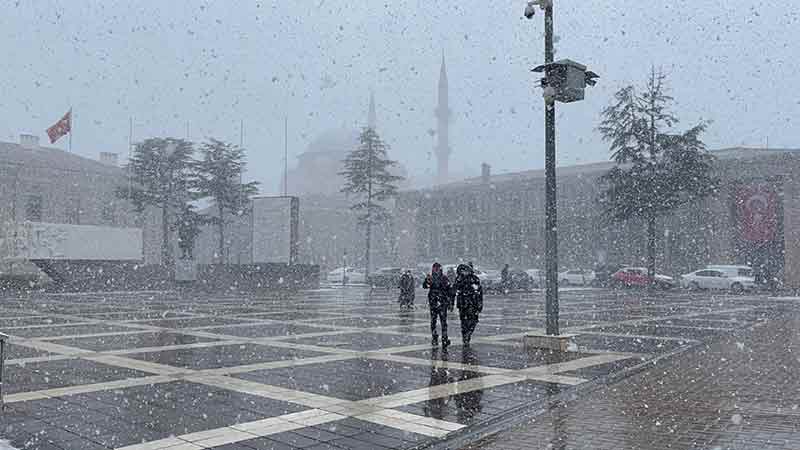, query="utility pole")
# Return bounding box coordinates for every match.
[525,0,598,340]
[542,1,559,336]
[284,115,289,196]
